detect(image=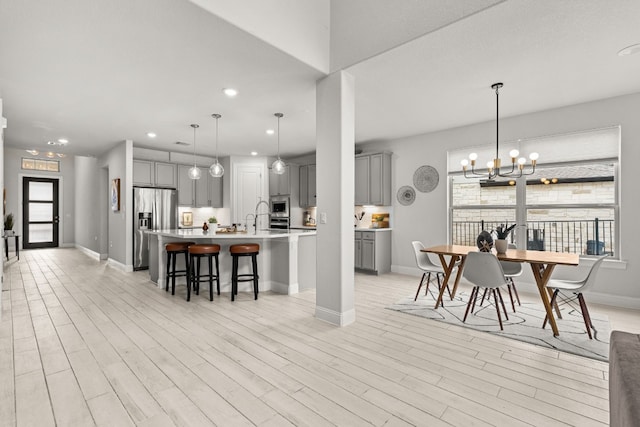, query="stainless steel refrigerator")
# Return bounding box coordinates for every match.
[133,187,177,270]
